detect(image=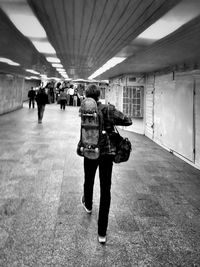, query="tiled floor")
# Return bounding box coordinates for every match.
[0,102,200,266]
